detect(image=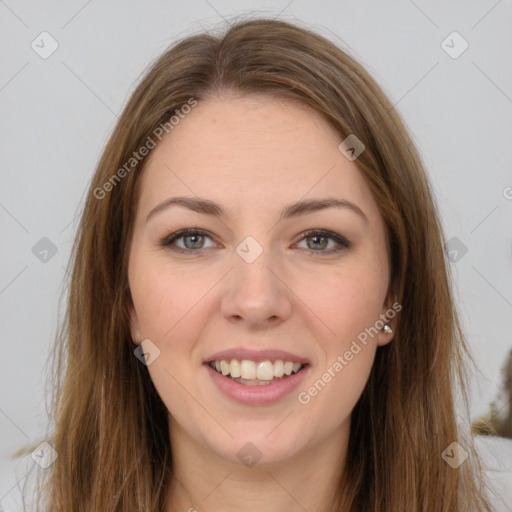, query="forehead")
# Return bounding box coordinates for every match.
[137,94,382,226]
